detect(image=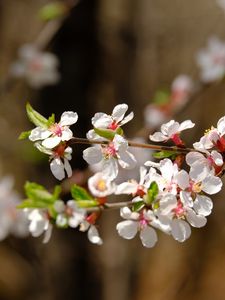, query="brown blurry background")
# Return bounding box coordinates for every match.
[1,0,225,300]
